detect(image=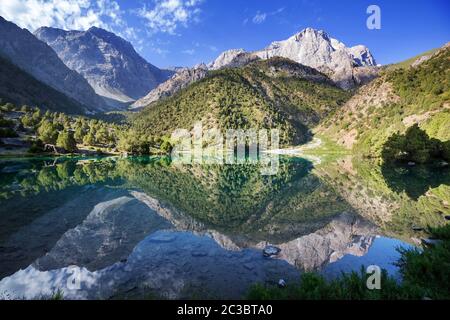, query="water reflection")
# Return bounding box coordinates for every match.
[0,155,448,299]
[315,156,450,240]
[381,163,450,200]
